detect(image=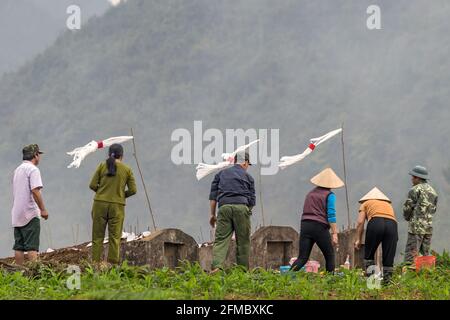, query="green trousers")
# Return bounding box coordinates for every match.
[212,204,251,269]
[91,200,125,264]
